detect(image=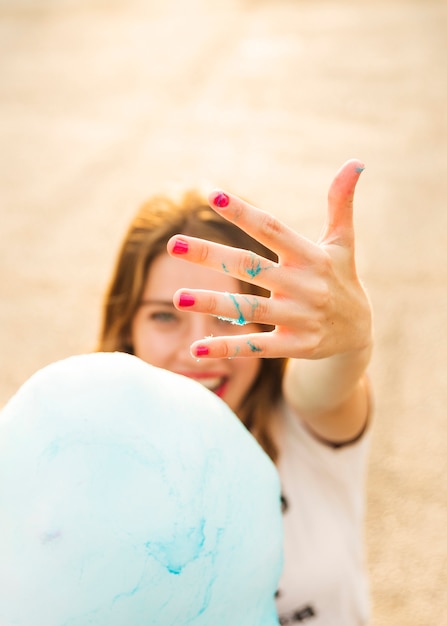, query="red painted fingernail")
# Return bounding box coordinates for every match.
[212,192,230,208]
[178,293,195,307]
[172,238,189,254]
[195,345,209,357]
